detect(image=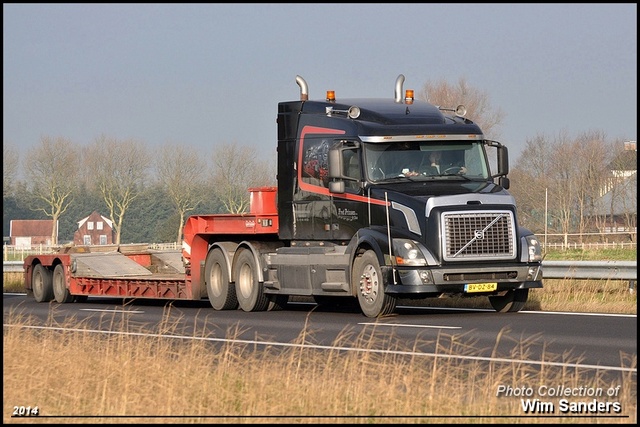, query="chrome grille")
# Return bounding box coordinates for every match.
[442,211,516,261]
